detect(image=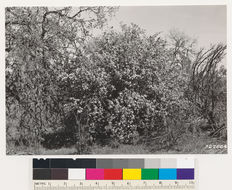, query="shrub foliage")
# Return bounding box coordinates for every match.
[6,8,226,154]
